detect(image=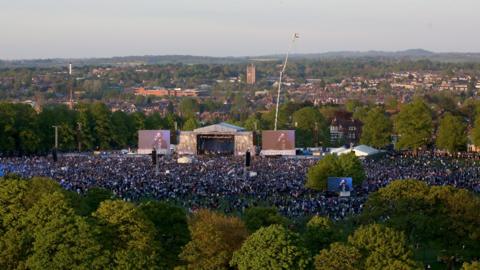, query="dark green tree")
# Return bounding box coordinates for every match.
[243,207,288,233]
[306,155,342,191]
[347,224,421,270]
[76,104,96,150]
[230,225,311,270]
[314,242,362,270]
[182,118,199,131]
[36,105,78,152]
[394,99,433,151]
[144,112,165,130]
[361,180,480,267]
[471,113,480,147]
[337,153,366,186]
[306,153,365,191]
[261,104,290,130]
[90,102,113,149]
[179,98,199,118]
[436,112,467,153]
[303,216,336,255]
[293,107,329,147]
[77,187,114,216]
[139,201,190,269]
[25,192,107,270]
[111,111,133,149]
[0,103,40,154]
[180,209,248,270]
[360,107,392,148]
[92,200,159,269]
